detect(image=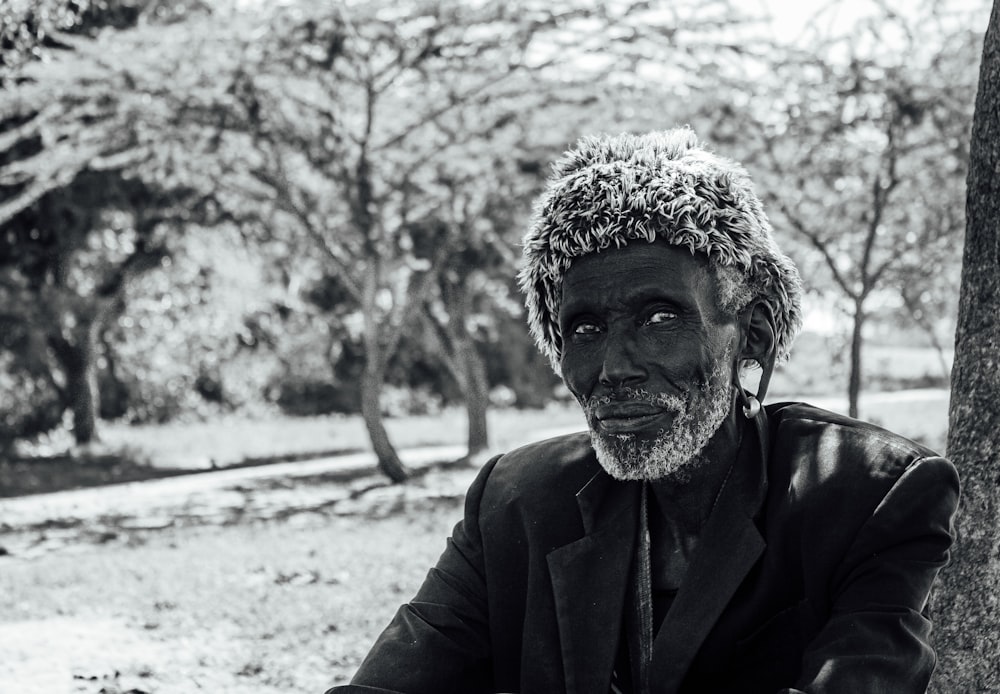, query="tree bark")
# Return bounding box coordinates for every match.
[461,342,490,455]
[51,320,102,445]
[67,346,100,445]
[359,355,408,483]
[847,300,865,419]
[423,277,492,458]
[929,2,1000,691]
